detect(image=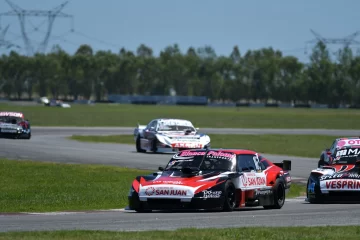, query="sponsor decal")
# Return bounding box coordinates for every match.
[152,180,183,184]
[255,189,272,195]
[337,139,360,149]
[0,112,23,118]
[336,148,360,157]
[308,181,315,193]
[178,150,235,159]
[144,186,187,196]
[179,151,206,156]
[159,119,193,127]
[286,176,291,182]
[1,129,17,133]
[202,190,222,198]
[320,173,360,181]
[323,179,360,189]
[172,143,202,148]
[241,174,266,187]
[207,151,235,159]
